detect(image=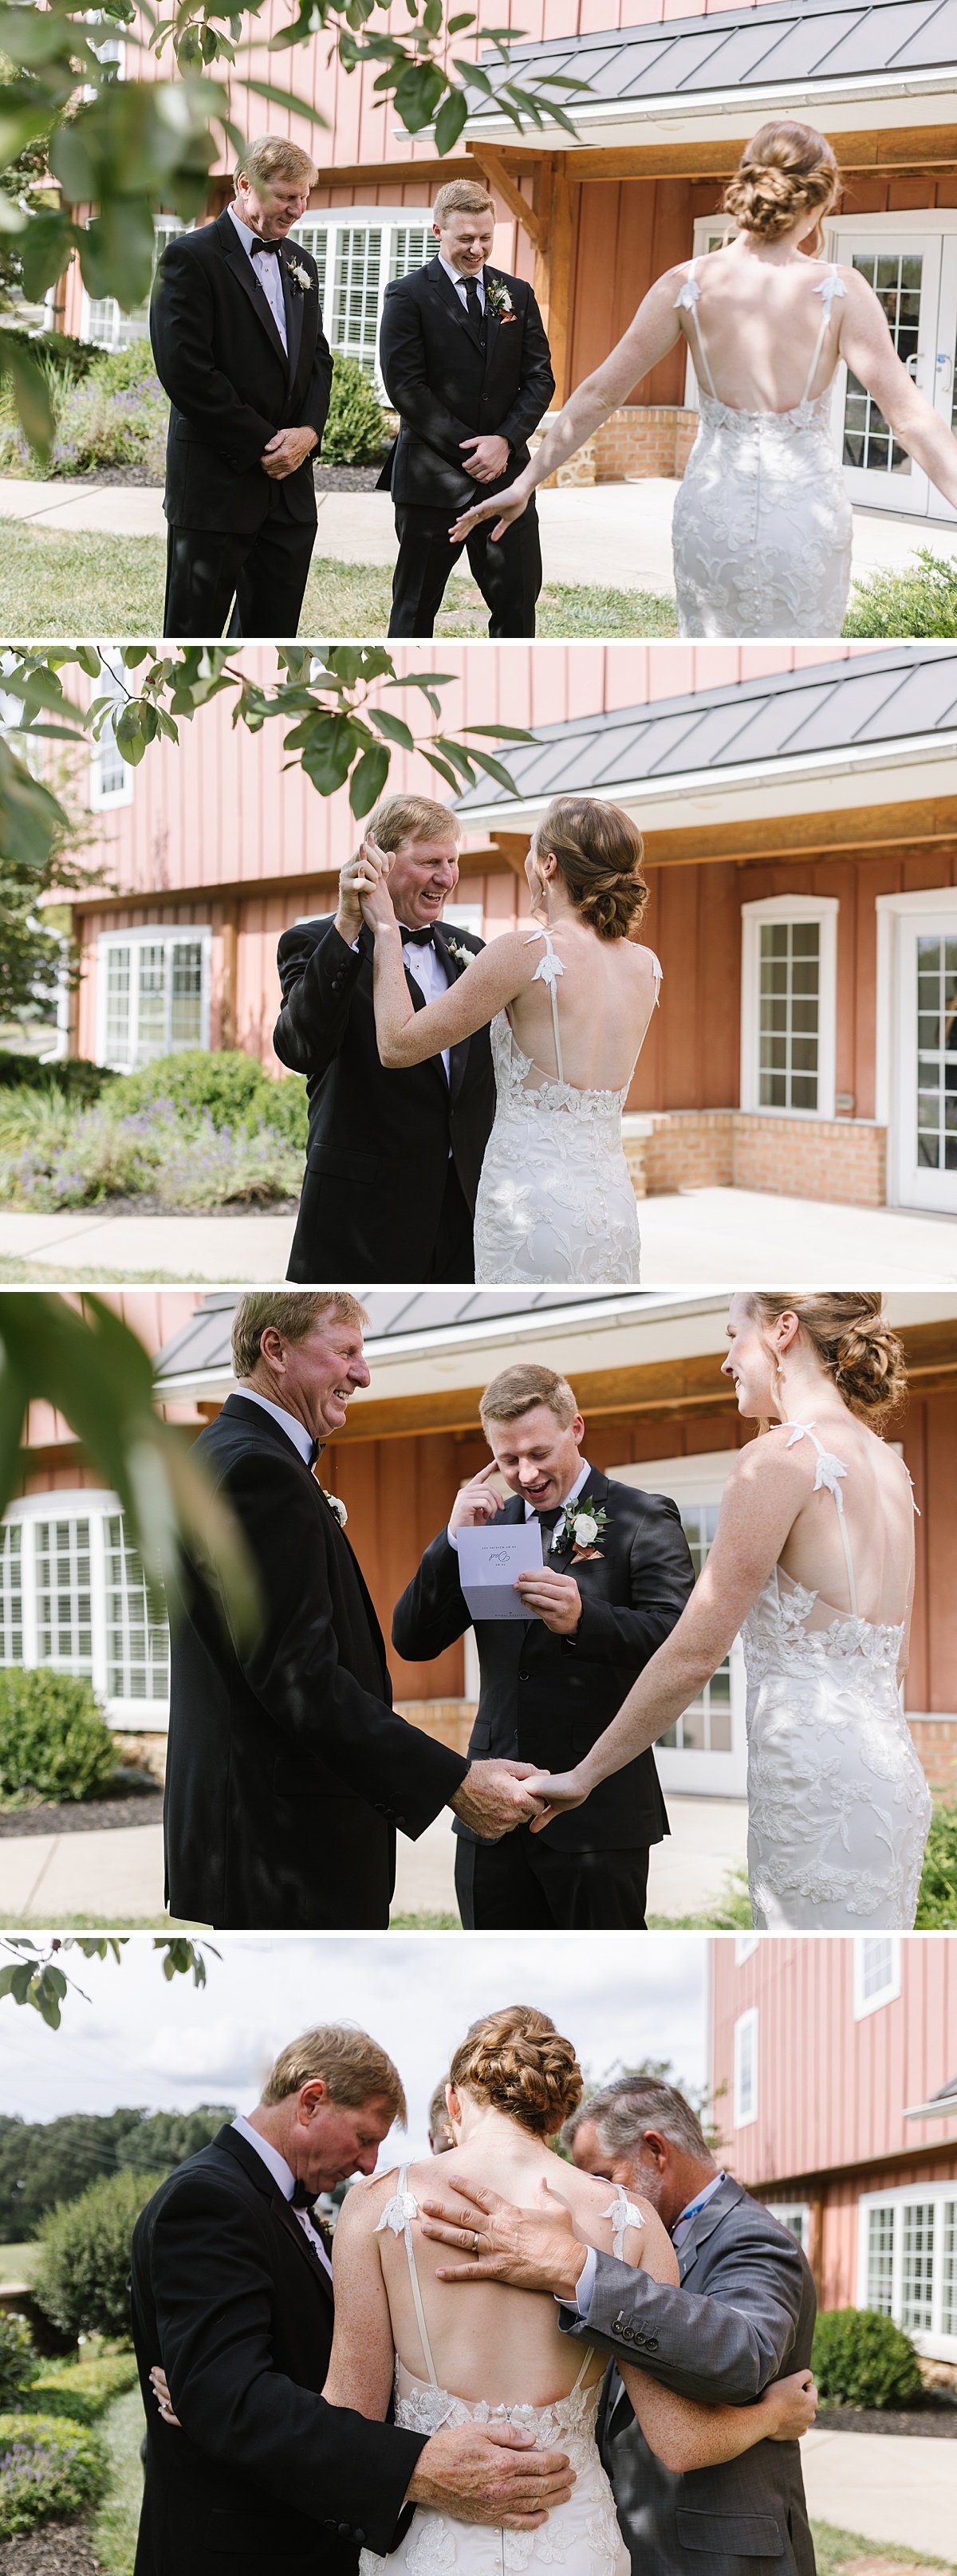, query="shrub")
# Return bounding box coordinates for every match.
[112,1047,305,1144]
[812,2306,923,2409]
[916,1796,957,1928]
[0,334,168,480]
[0,2314,37,2409]
[30,2349,140,2424]
[322,353,390,467]
[0,2412,107,2539]
[0,1053,113,1105]
[843,549,957,639]
[33,2170,167,2342]
[0,1670,116,1810]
